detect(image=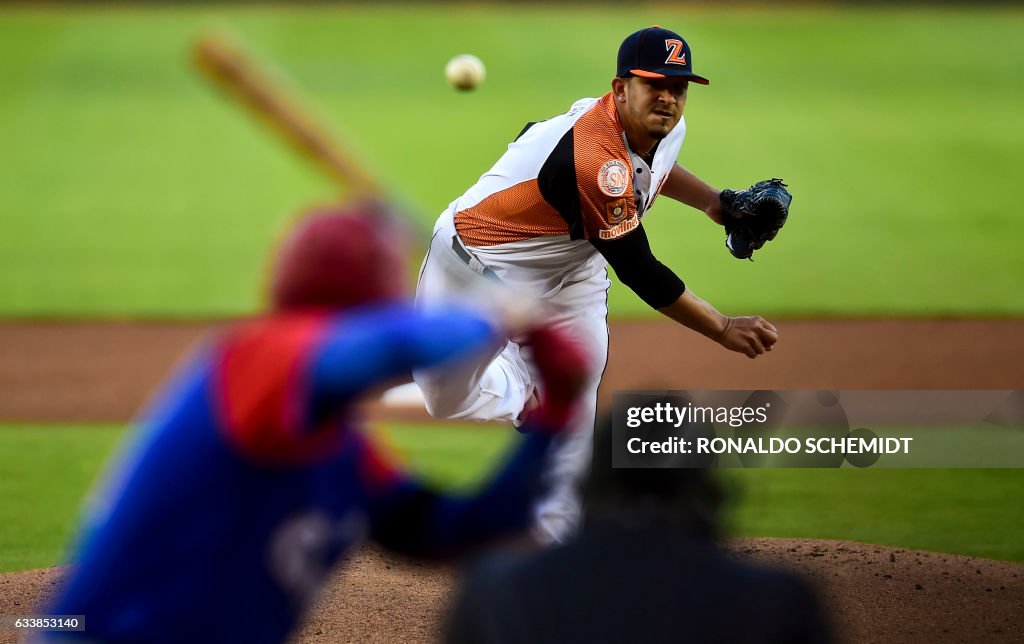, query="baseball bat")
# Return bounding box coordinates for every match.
[192,33,549,332]
[192,33,381,198]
